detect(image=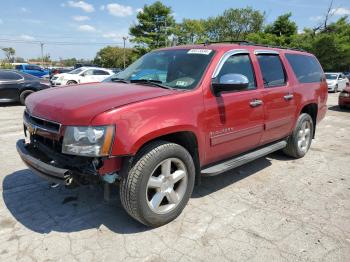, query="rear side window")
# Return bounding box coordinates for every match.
[0,71,23,81]
[285,54,323,83]
[257,55,286,87]
[218,54,256,90]
[15,65,22,70]
[93,70,109,75]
